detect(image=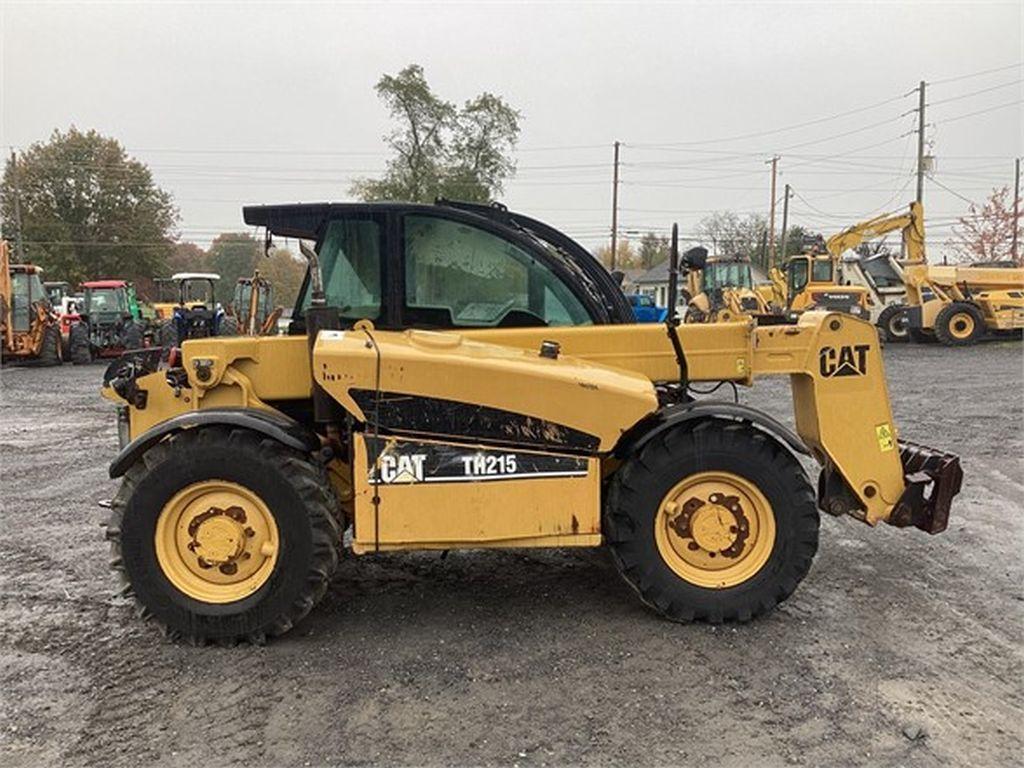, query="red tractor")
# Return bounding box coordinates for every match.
[68,280,147,363]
